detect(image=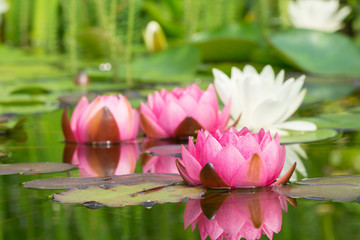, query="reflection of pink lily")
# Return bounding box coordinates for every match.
[184,188,295,240]
[142,154,178,174]
[63,143,139,177]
